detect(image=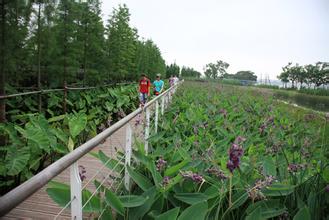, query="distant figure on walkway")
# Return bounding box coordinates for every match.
[169,75,175,87]
[173,75,179,85]
[153,74,164,96]
[139,73,151,107]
